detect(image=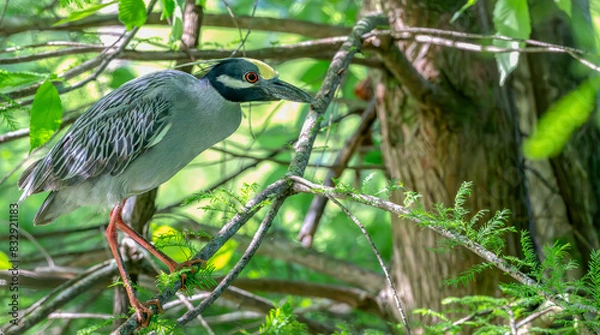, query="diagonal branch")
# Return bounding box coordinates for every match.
[298,98,377,247]
[289,175,600,319]
[2,261,117,335]
[111,13,386,333]
[288,14,389,177]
